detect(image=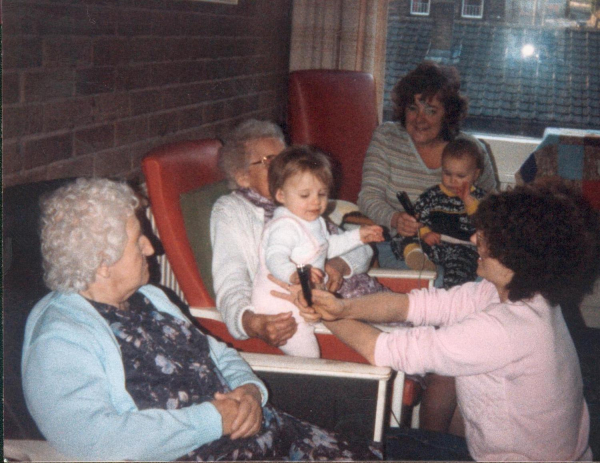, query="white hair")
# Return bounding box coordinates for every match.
[218,119,285,189]
[40,178,139,293]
